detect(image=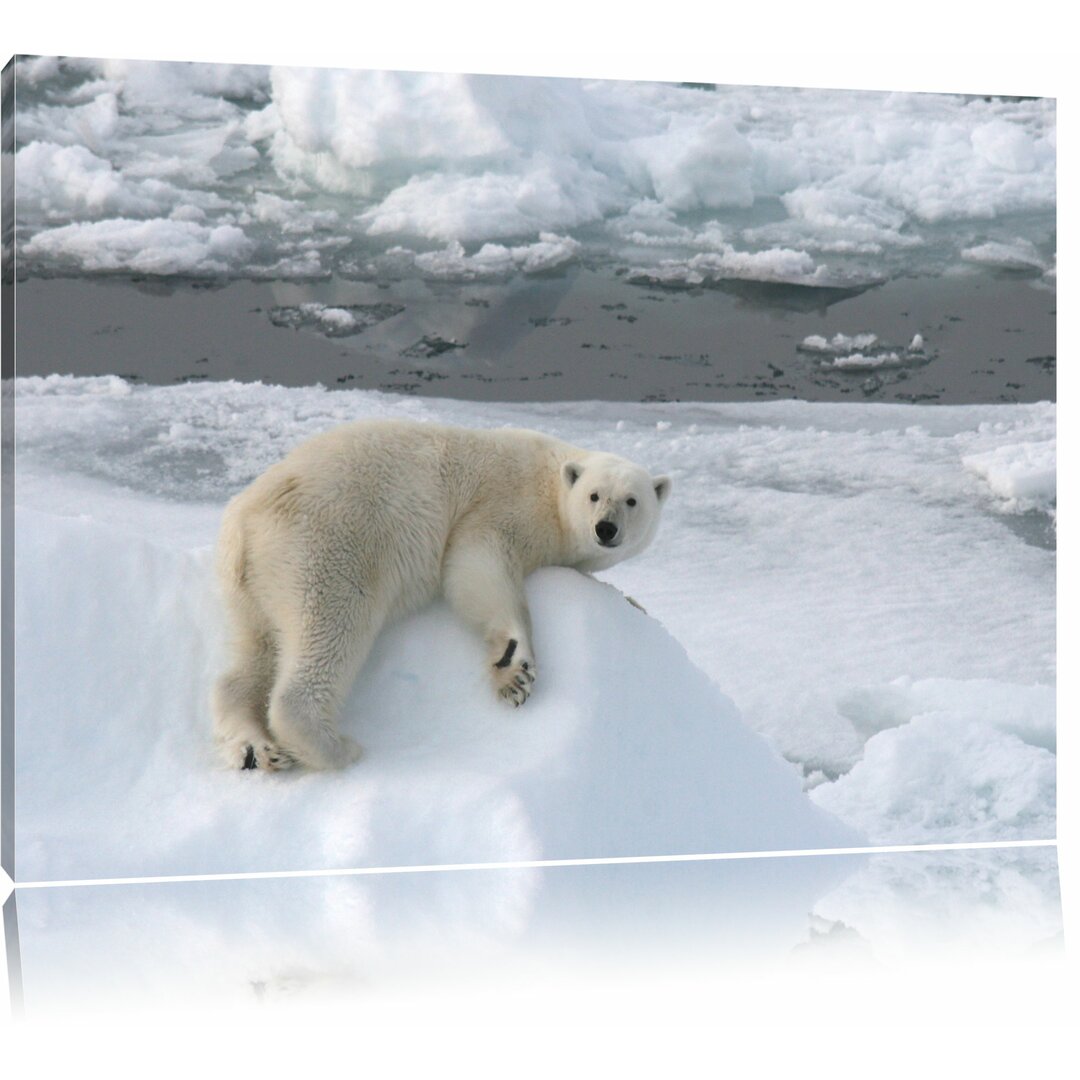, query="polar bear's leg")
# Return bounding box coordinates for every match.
[212,503,297,771]
[212,617,296,772]
[266,597,380,770]
[442,535,537,706]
